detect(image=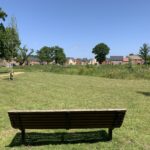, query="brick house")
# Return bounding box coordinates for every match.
[110,56,124,65]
